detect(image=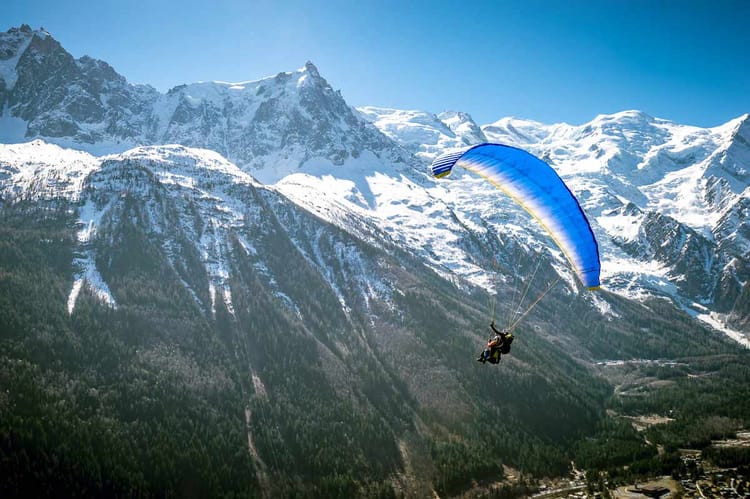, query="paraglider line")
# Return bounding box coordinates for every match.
[510,276,561,331]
